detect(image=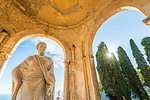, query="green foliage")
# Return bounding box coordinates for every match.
[141,37,150,64]
[130,39,150,87]
[136,70,145,84]
[98,81,104,92]
[96,42,131,100]
[148,94,150,98]
[117,46,148,99]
